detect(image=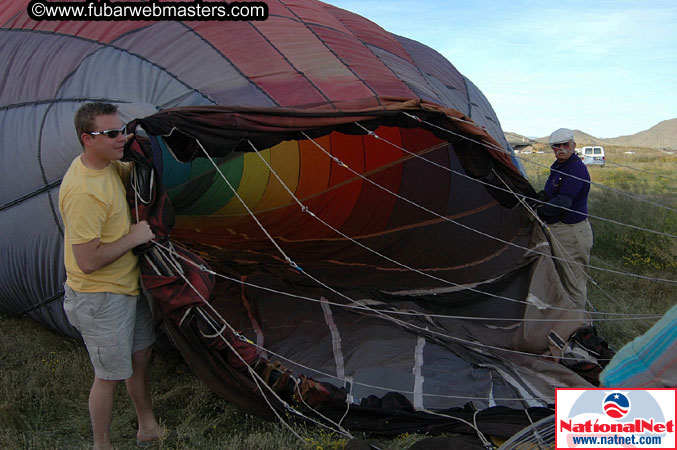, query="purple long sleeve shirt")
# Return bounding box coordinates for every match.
[543,154,590,224]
